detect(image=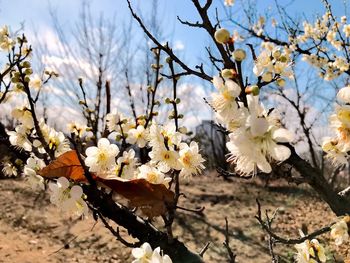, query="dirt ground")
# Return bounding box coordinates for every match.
[0,173,349,263]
